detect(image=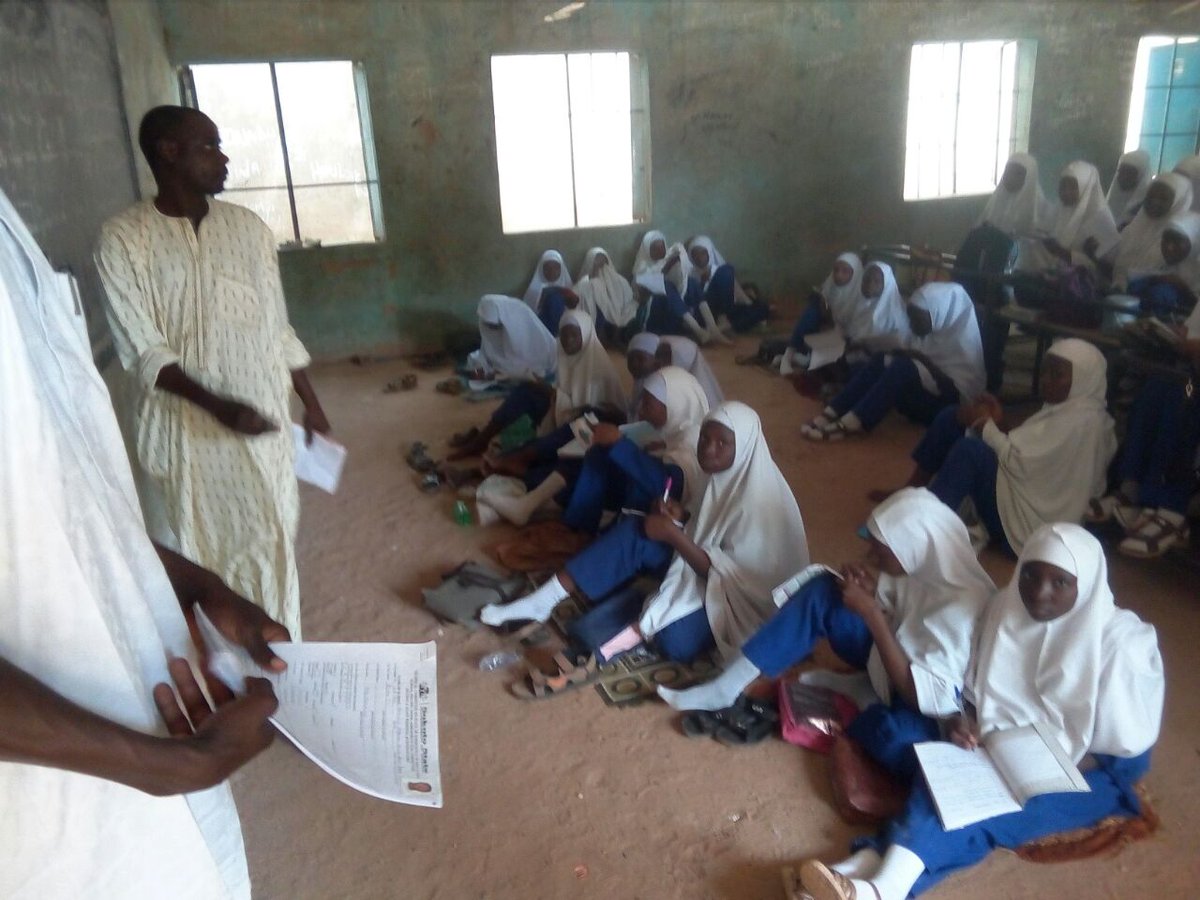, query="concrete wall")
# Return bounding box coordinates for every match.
[0,0,142,352]
[152,1,1198,358]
